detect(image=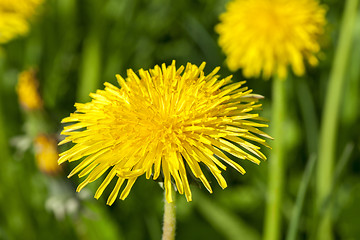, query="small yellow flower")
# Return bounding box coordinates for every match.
[34,134,62,175]
[216,0,327,79]
[0,0,43,44]
[16,69,43,111]
[59,61,271,205]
